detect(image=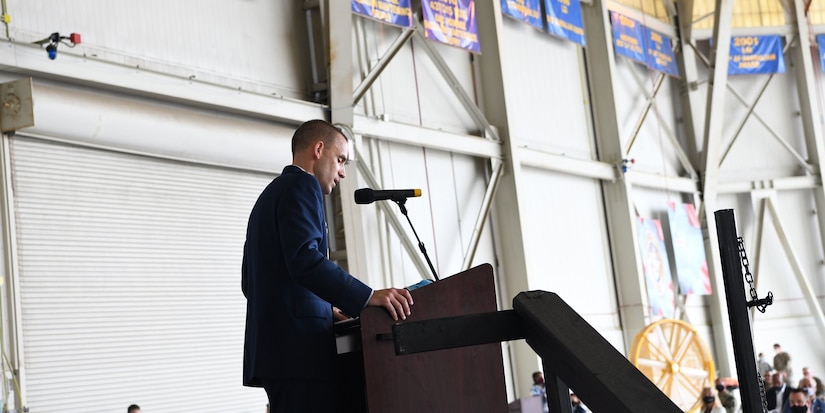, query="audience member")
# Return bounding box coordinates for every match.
[716,377,739,413]
[774,344,793,384]
[783,386,825,413]
[768,371,792,412]
[758,353,773,375]
[570,391,587,413]
[799,367,825,400]
[127,405,140,413]
[700,386,725,413]
[530,371,548,413]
